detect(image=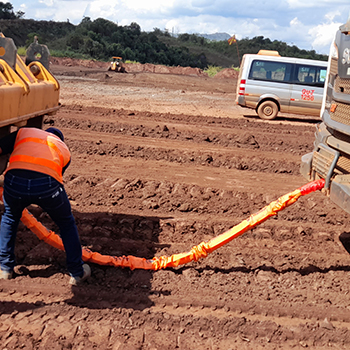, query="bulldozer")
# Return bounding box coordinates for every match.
[108,56,126,73]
